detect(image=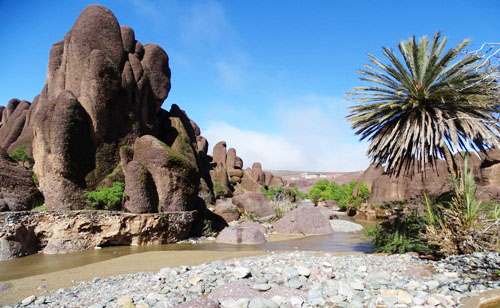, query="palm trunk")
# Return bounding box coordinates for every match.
[442,146,457,178]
